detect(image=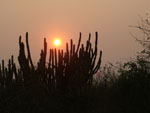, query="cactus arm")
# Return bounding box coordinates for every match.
[76,32,82,54]
[86,33,91,52]
[54,48,57,67]
[26,32,35,71]
[70,39,73,56]
[91,32,98,69]
[93,51,102,74]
